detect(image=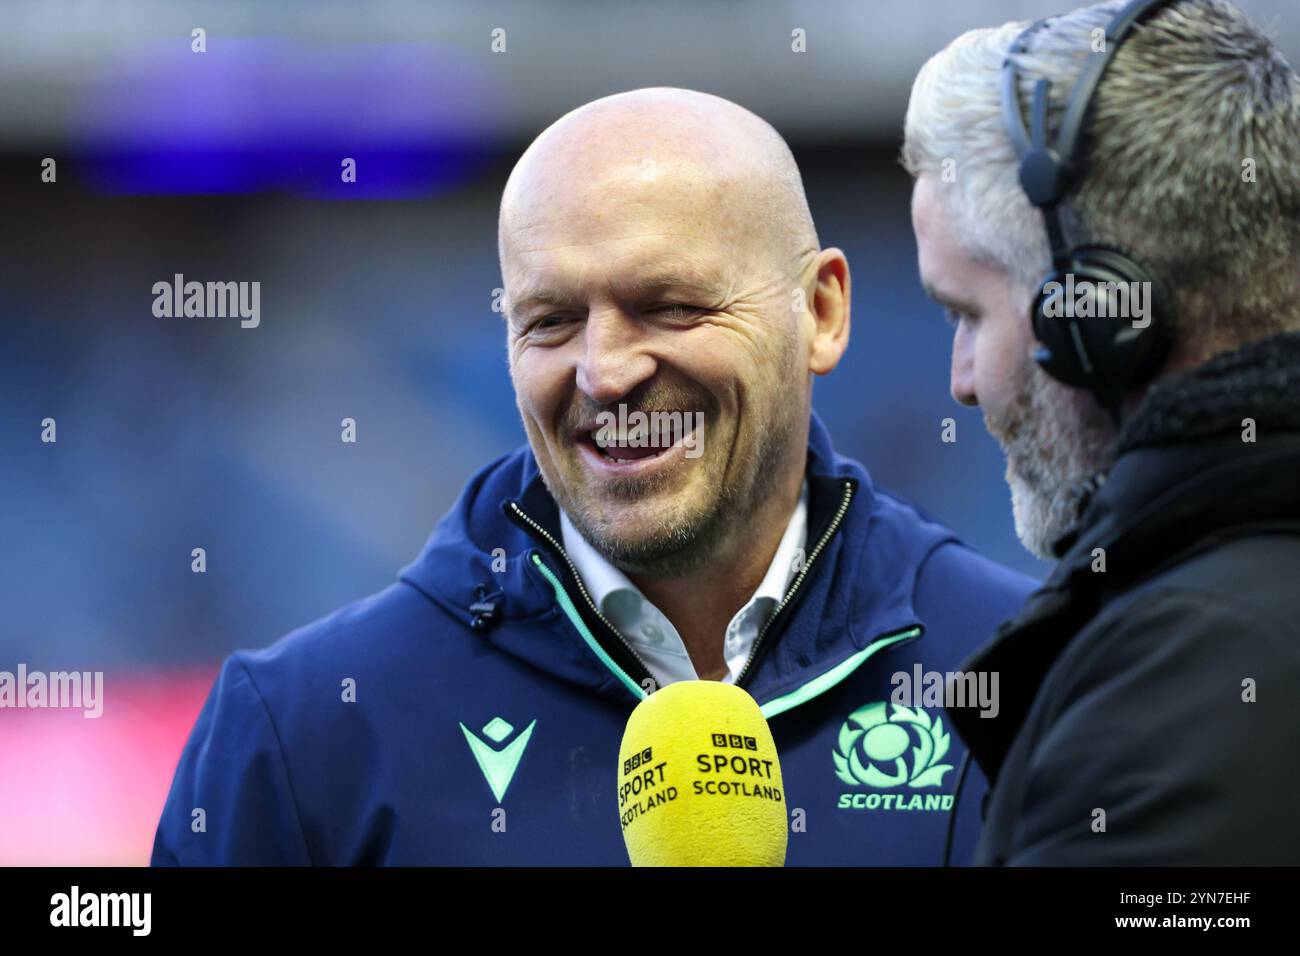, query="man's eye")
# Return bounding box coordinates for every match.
[532,314,572,332]
[648,304,702,322]
[943,309,973,328]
